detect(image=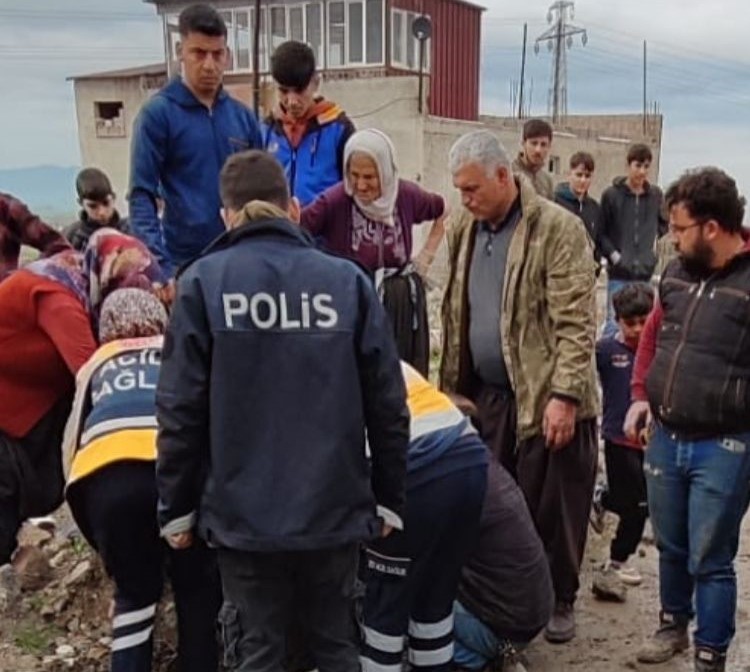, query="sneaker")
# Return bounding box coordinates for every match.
[544,602,575,644]
[592,563,627,603]
[589,483,607,534]
[636,612,690,664]
[610,561,643,586]
[695,646,726,672]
